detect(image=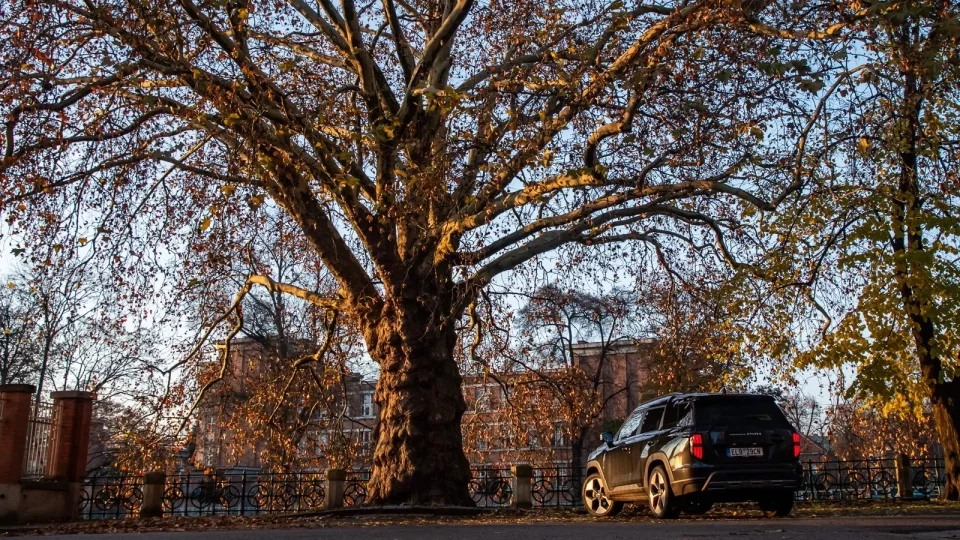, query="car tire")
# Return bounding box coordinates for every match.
[759,492,794,517]
[582,473,623,517]
[648,465,680,519]
[683,499,713,515]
